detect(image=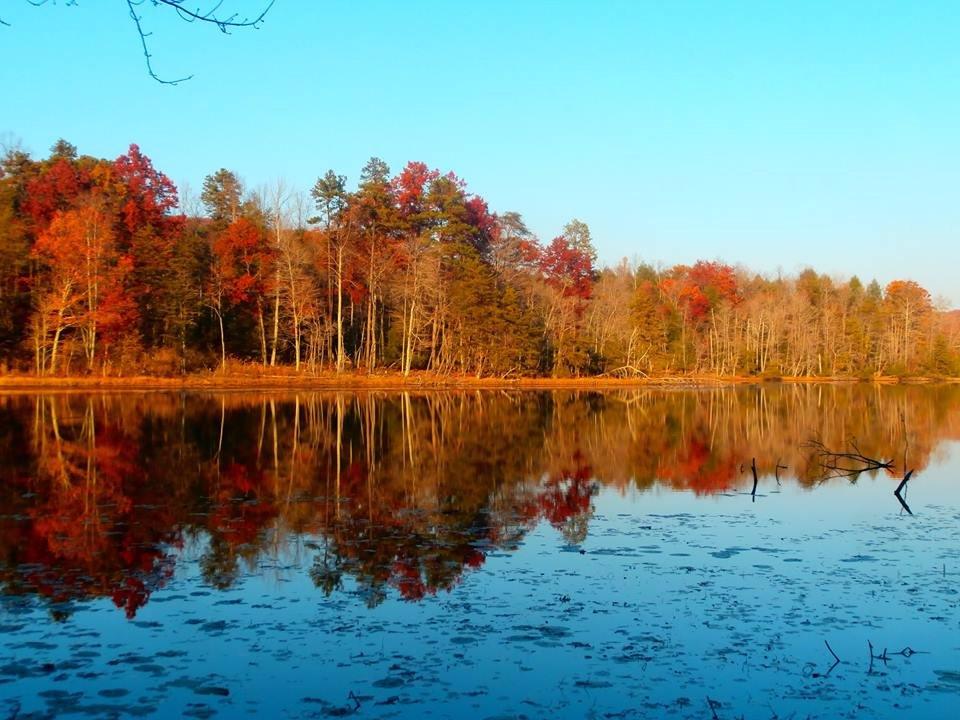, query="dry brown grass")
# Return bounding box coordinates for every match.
[1,362,953,393]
